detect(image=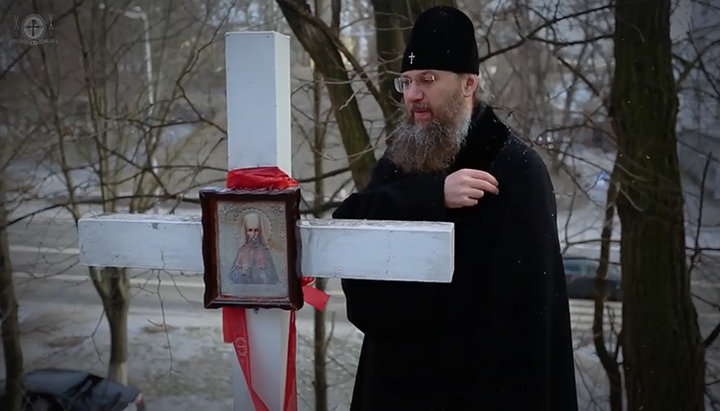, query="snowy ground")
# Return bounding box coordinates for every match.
[11,302,361,410]
[12,296,719,411]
